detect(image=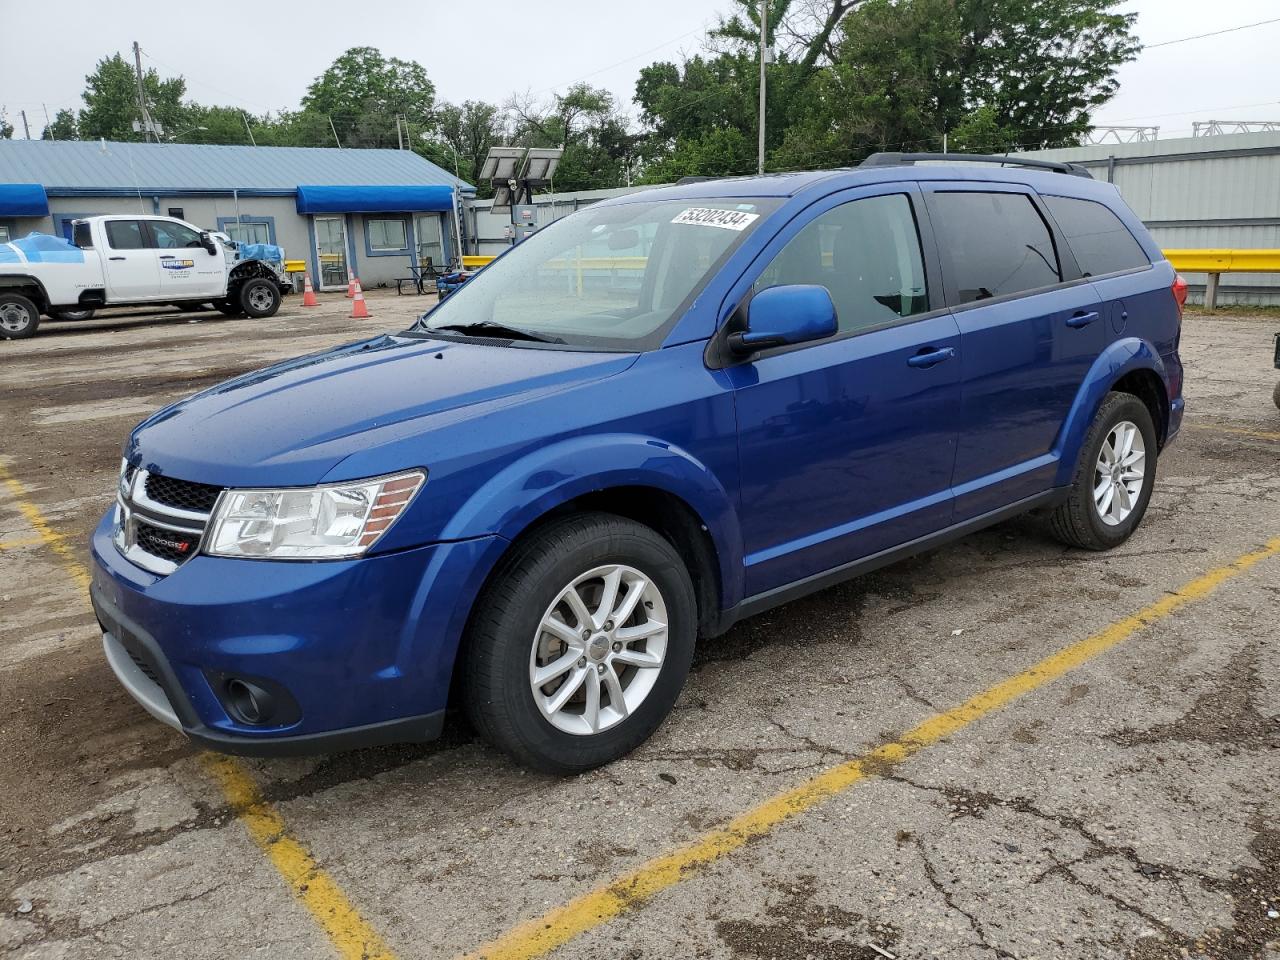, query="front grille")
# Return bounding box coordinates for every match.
[127,649,160,685]
[135,520,200,565]
[144,474,223,513]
